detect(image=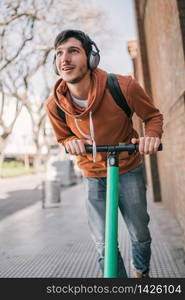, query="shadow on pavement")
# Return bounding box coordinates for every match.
[0,185,42,221]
